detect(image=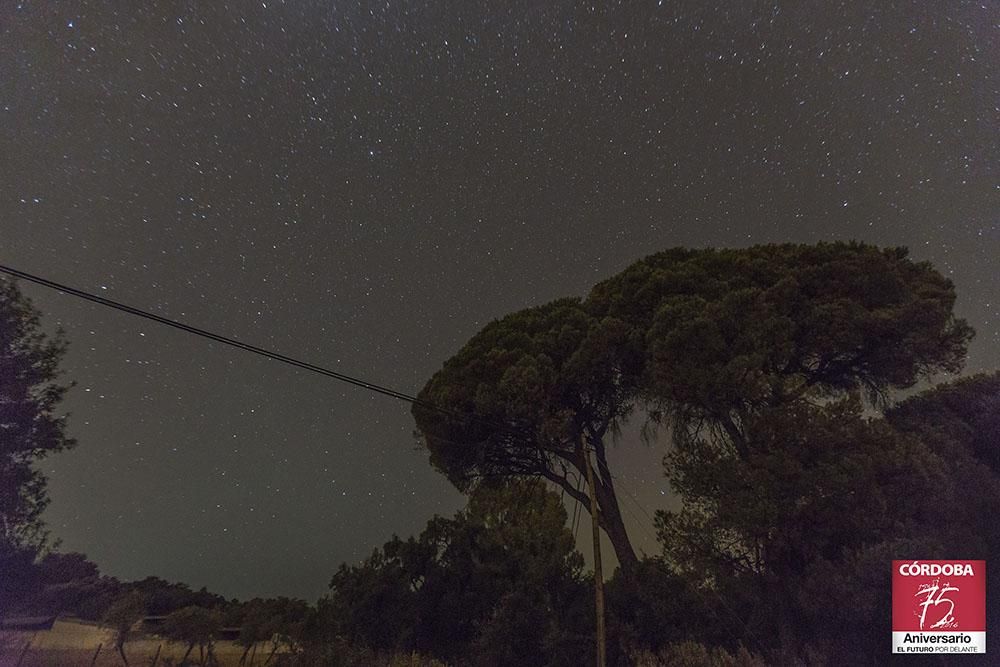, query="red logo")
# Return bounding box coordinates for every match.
[892,560,986,654]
